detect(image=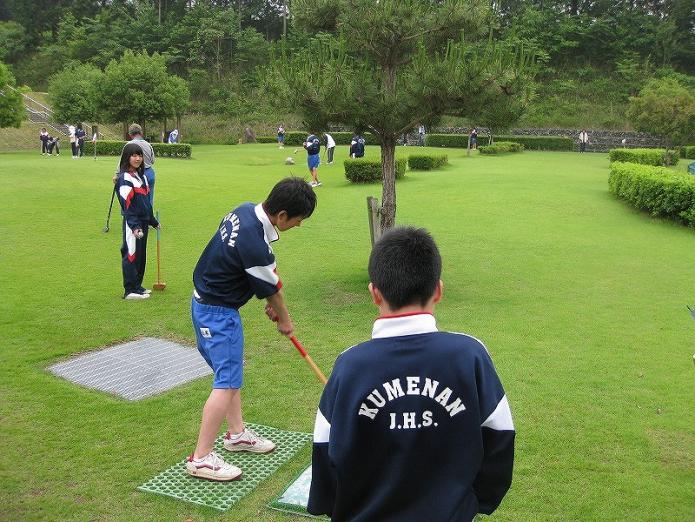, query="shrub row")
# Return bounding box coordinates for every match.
[407,154,448,170]
[84,141,192,158]
[283,131,379,146]
[425,134,572,150]
[344,158,407,183]
[478,141,524,155]
[255,136,278,143]
[608,148,678,166]
[608,161,695,226]
[681,146,695,159]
